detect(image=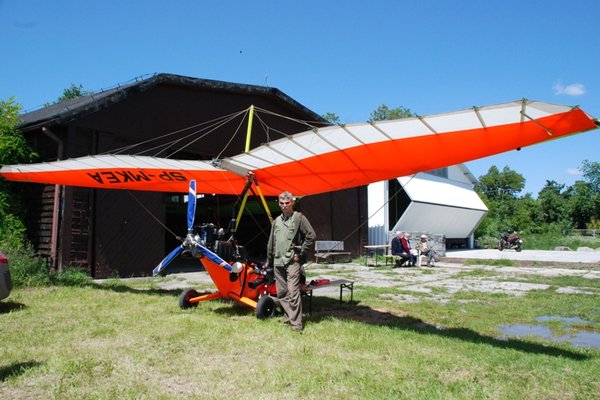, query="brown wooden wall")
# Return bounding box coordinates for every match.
[21,81,368,277]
